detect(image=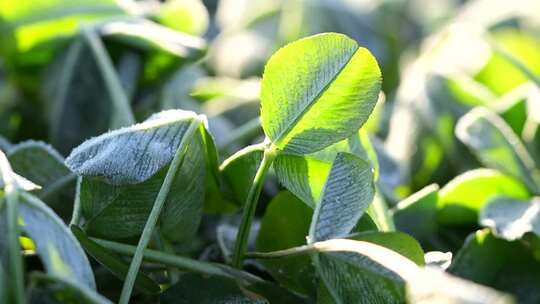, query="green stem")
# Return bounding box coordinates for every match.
[119,119,201,304]
[69,177,83,227]
[246,245,314,260]
[93,238,261,285]
[231,146,277,268]
[80,24,135,128]
[0,151,24,303]
[7,190,25,304]
[218,117,262,151]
